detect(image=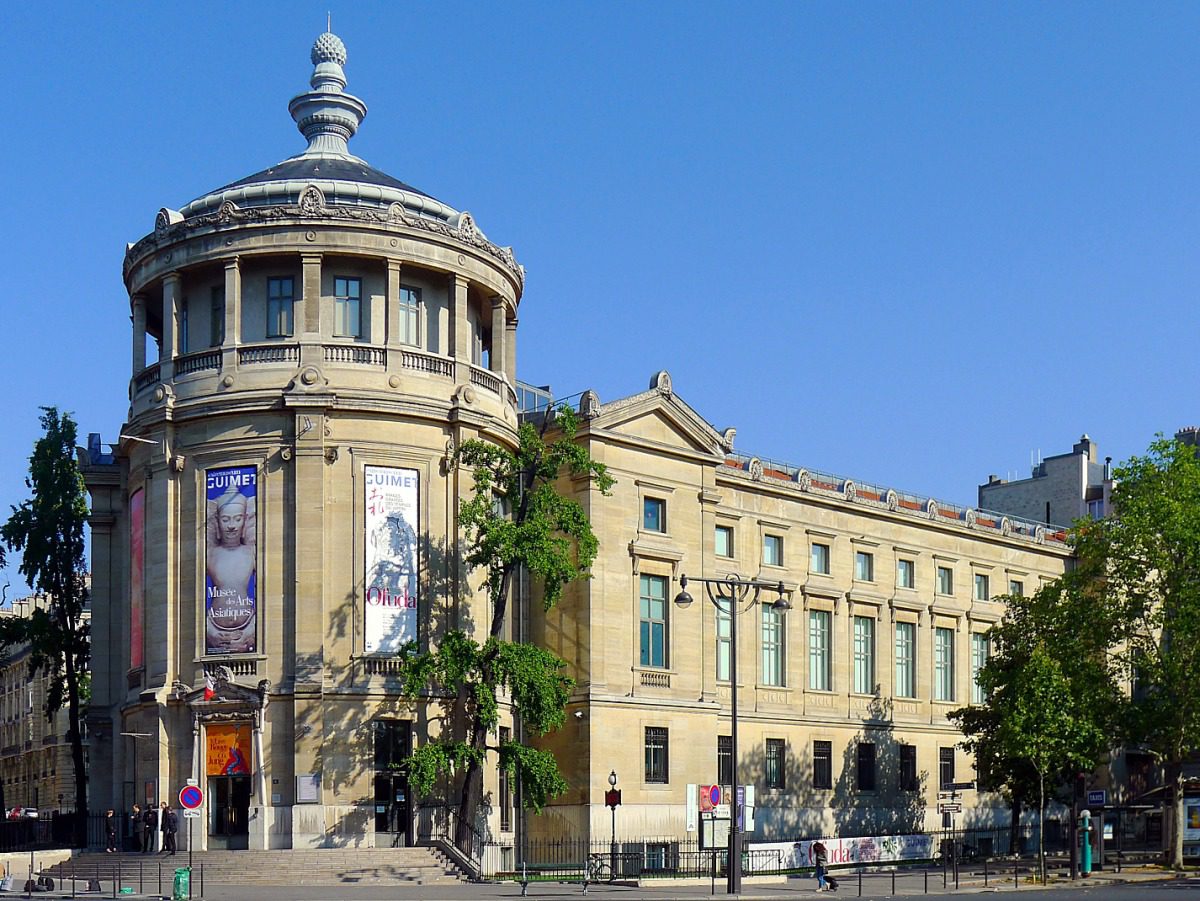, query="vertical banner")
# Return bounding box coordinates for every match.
[364,466,419,654]
[129,489,145,670]
[205,467,258,654]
